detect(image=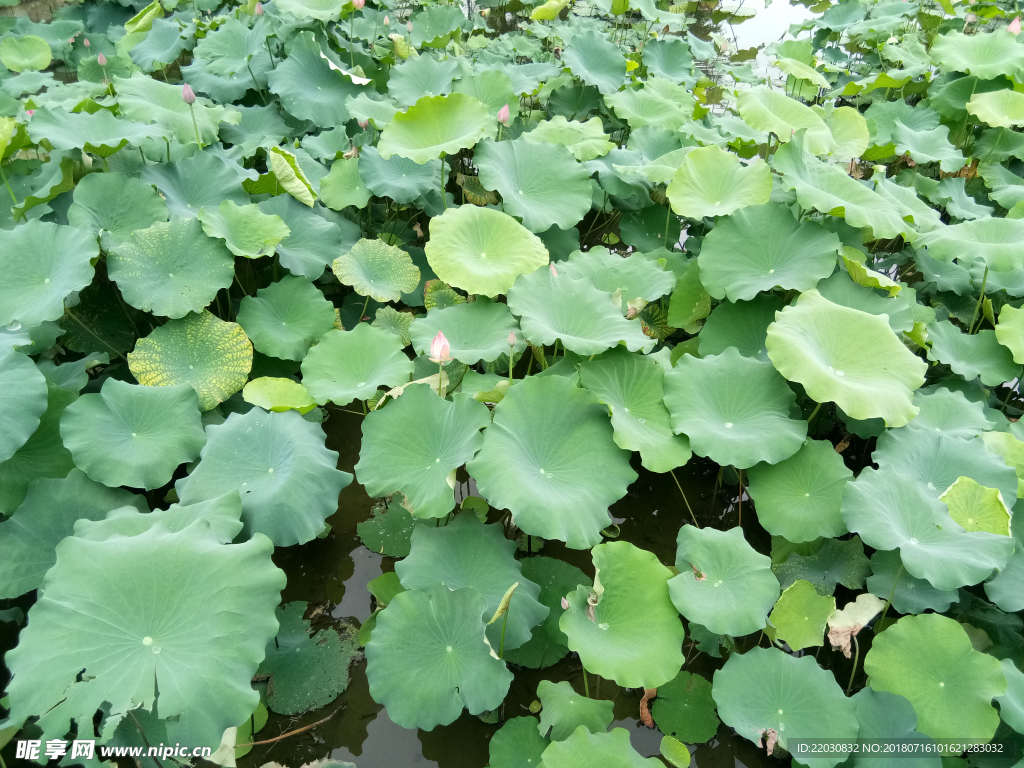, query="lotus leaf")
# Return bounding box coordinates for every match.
[559,247,677,308]
[365,584,514,730]
[141,146,255,219]
[276,0,345,21]
[67,172,168,245]
[968,89,1024,128]
[664,347,806,468]
[926,320,1018,386]
[915,218,1024,272]
[524,117,615,162]
[562,31,626,95]
[379,93,495,164]
[0,221,98,327]
[907,387,995,439]
[332,238,420,303]
[0,470,146,599]
[474,138,593,233]
[697,295,783,361]
[697,203,840,301]
[3,522,284,747]
[0,346,47,463]
[468,376,636,548]
[0,35,51,71]
[359,145,448,203]
[236,276,336,362]
[772,536,871,595]
[542,727,662,768]
[29,106,169,157]
[266,33,362,128]
[767,579,835,651]
[766,289,926,427]
[114,73,241,146]
[747,438,852,542]
[409,299,525,365]
[177,408,350,545]
[198,200,290,259]
[537,680,613,741]
[243,378,317,414]
[319,157,372,211]
[849,689,940,768]
[356,498,432,558]
[301,324,414,406]
[985,526,1024,612]
[864,613,1006,743]
[74,491,242,544]
[128,311,253,411]
[258,196,352,279]
[666,145,772,220]
[930,30,1024,80]
[60,378,205,490]
[490,717,550,768]
[387,55,459,107]
[866,549,955,614]
[651,670,720,744]
[997,658,1024,735]
[107,217,235,319]
[503,556,588,669]
[939,476,1011,535]
[737,86,836,155]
